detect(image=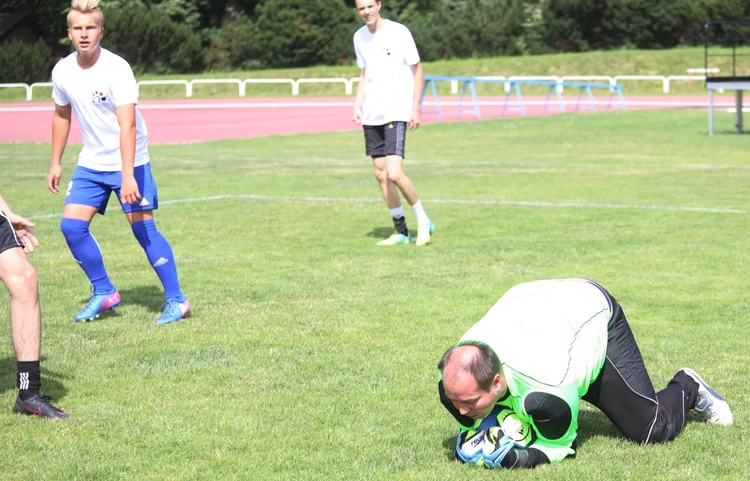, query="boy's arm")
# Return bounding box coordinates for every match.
[116,103,142,205]
[48,103,72,195]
